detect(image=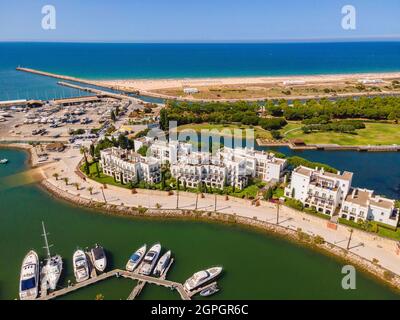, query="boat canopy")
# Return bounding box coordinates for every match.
[21,278,36,290]
[129,253,140,262]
